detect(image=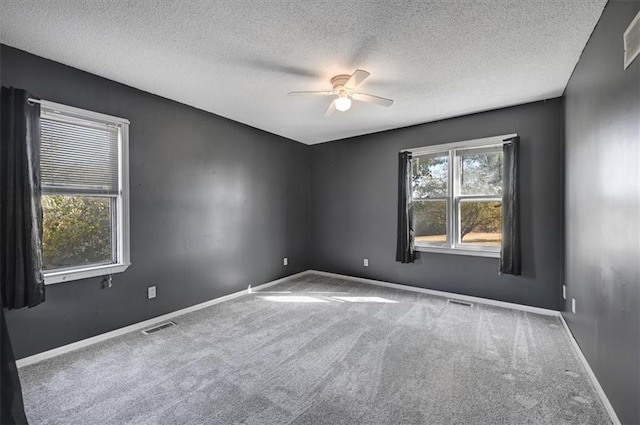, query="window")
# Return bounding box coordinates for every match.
[411,135,512,257]
[40,101,130,284]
